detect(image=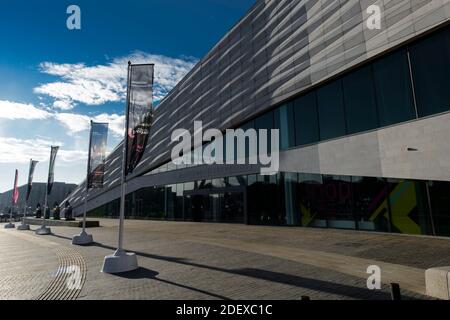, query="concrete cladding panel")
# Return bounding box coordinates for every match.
[280,113,450,182]
[66,0,450,210]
